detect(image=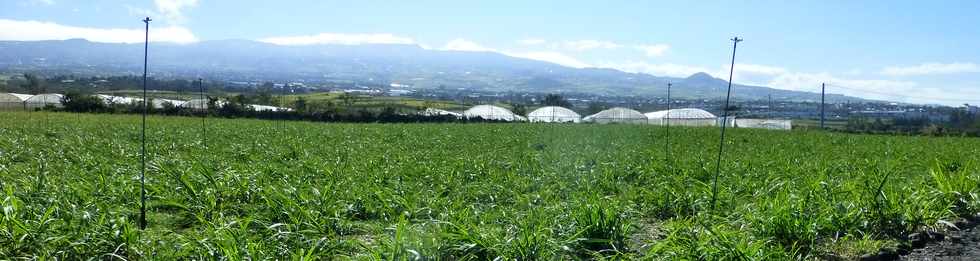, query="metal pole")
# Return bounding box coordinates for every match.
[665,81,671,165]
[139,16,151,230]
[768,94,773,119]
[552,104,556,123]
[821,83,826,129]
[711,37,742,211]
[199,78,206,149]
